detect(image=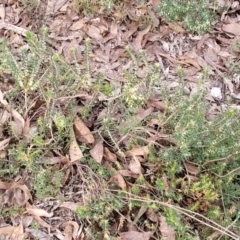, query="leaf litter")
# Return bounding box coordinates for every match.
[0,0,240,239]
